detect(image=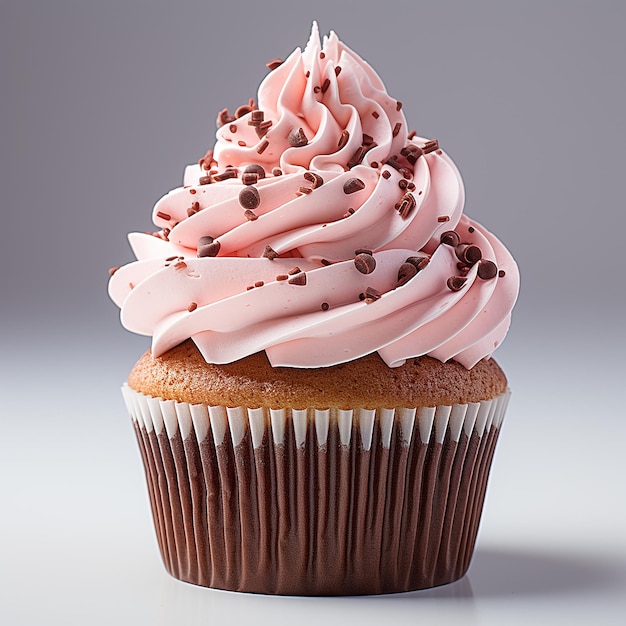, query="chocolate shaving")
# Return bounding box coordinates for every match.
[298,186,313,195]
[263,245,278,260]
[395,192,416,218]
[354,253,377,274]
[217,108,235,127]
[198,175,211,185]
[239,186,260,210]
[440,231,461,247]
[400,145,424,165]
[288,266,301,275]
[187,201,201,217]
[384,158,412,179]
[288,127,308,147]
[197,239,220,258]
[255,120,273,137]
[343,177,366,194]
[447,276,467,292]
[174,261,187,271]
[304,171,324,188]
[198,149,214,170]
[235,103,255,118]
[249,110,264,125]
[477,259,498,280]
[288,272,307,286]
[355,248,373,256]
